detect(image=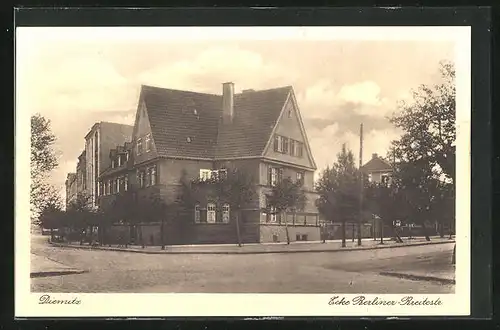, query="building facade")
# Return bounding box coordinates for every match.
[84,122,133,208]
[98,83,321,244]
[65,173,77,207]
